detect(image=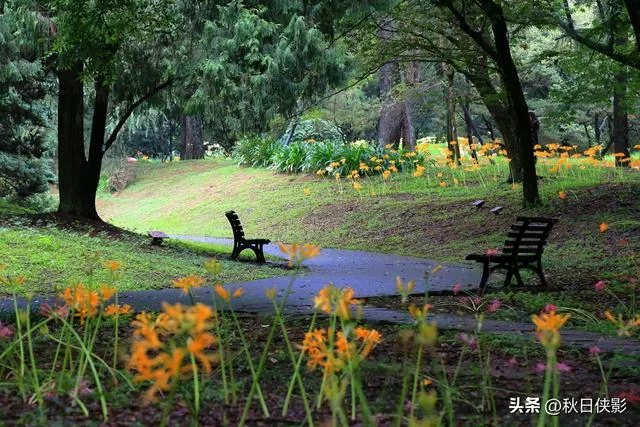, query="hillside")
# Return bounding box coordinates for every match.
[97,158,640,289]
